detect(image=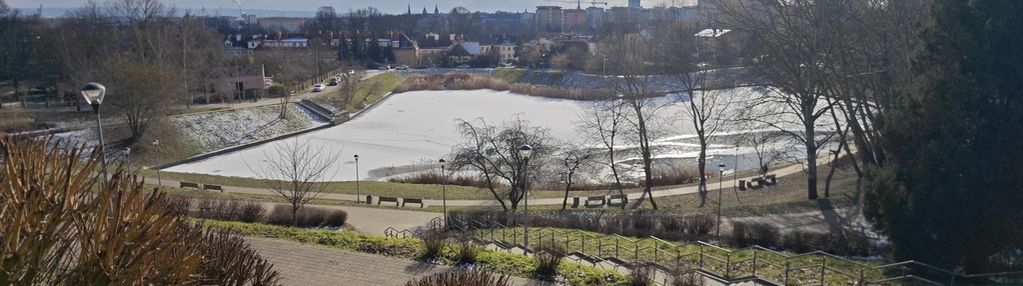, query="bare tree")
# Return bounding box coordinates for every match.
[558,146,596,210]
[576,100,629,202]
[249,139,340,226]
[451,120,507,210]
[712,0,848,199]
[656,22,739,207]
[332,69,365,111]
[451,118,552,211]
[601,32,662,209]
[740,129,785,178]
[56,0,189,142]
